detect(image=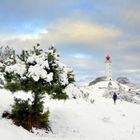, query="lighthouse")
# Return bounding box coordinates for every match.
[105,55,112,81]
